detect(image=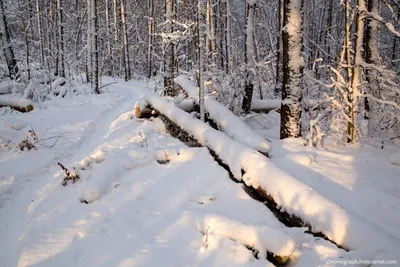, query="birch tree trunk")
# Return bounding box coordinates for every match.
[57,0,65,77]
[275,0,283,96]
[105,0,111,56]
[225,0,232,74]
[147,0,154,78]
[120,0,130,81]
[0,0,19,80]
[242,0,256,113]
[198,0,205,121]
[363,0,380,123]
[36,0,45,66]
[280,0,304,139]
[347,0,366,143]
[164,0,176,96]
[86,0,92,83]
[206,0,216,71]
[92,0,99,93]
